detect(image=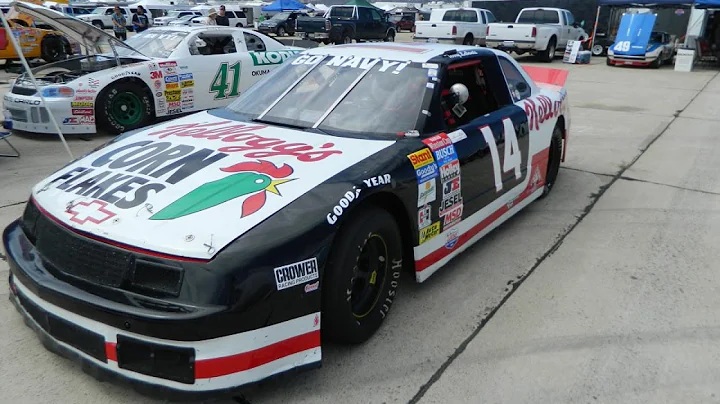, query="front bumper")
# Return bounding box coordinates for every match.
[257,26,277,34]
[3,93,95,134]
[607,54,656,66]
[4,219,322,394]
[413,37,462,45]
